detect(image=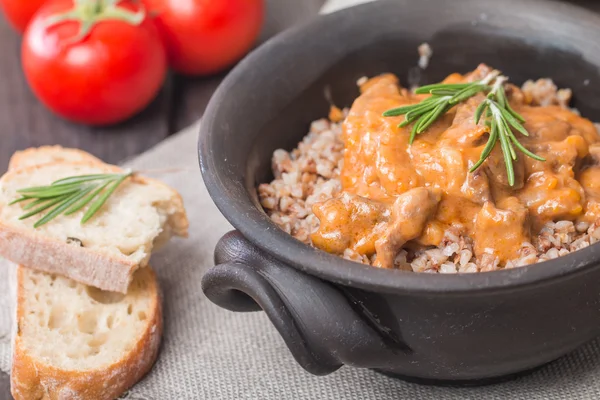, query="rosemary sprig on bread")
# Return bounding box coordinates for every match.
[10,171,133,227]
